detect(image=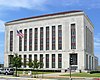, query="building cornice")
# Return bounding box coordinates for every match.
[5,10,84,26]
